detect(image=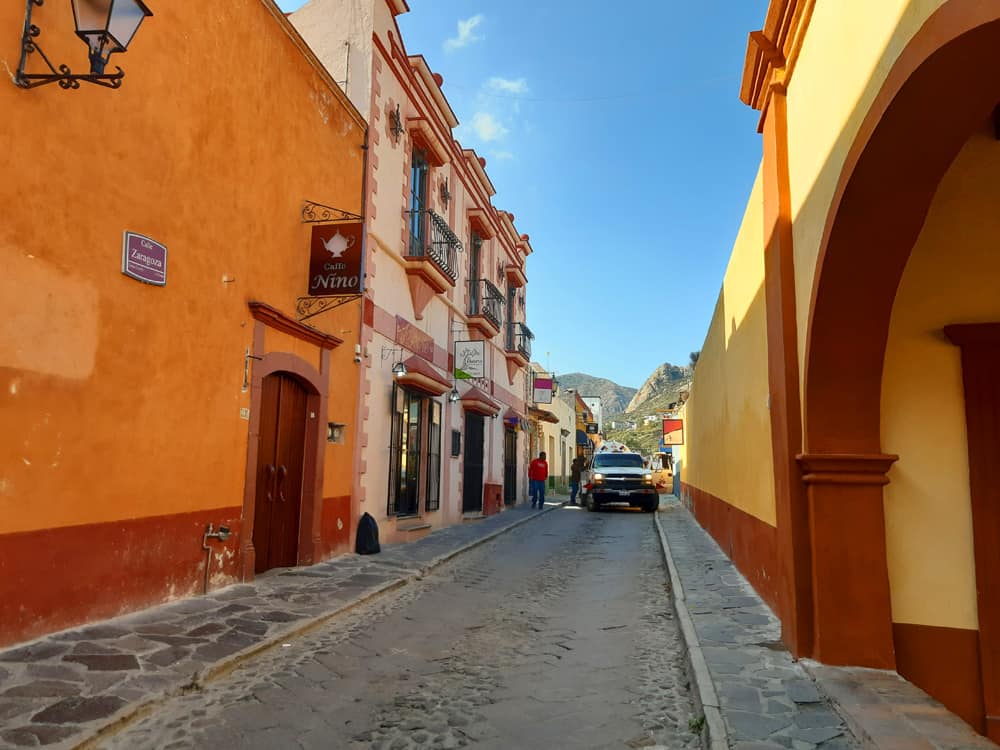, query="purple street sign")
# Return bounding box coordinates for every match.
[122,232,167,286]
